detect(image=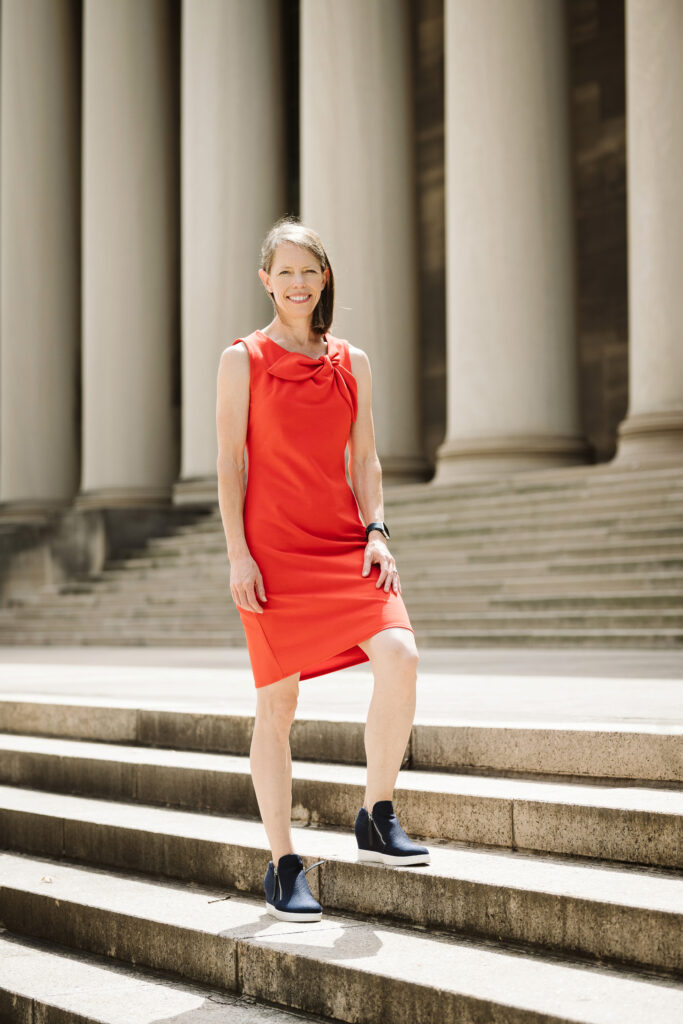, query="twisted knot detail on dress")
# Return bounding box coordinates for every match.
[267,349,358,423]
